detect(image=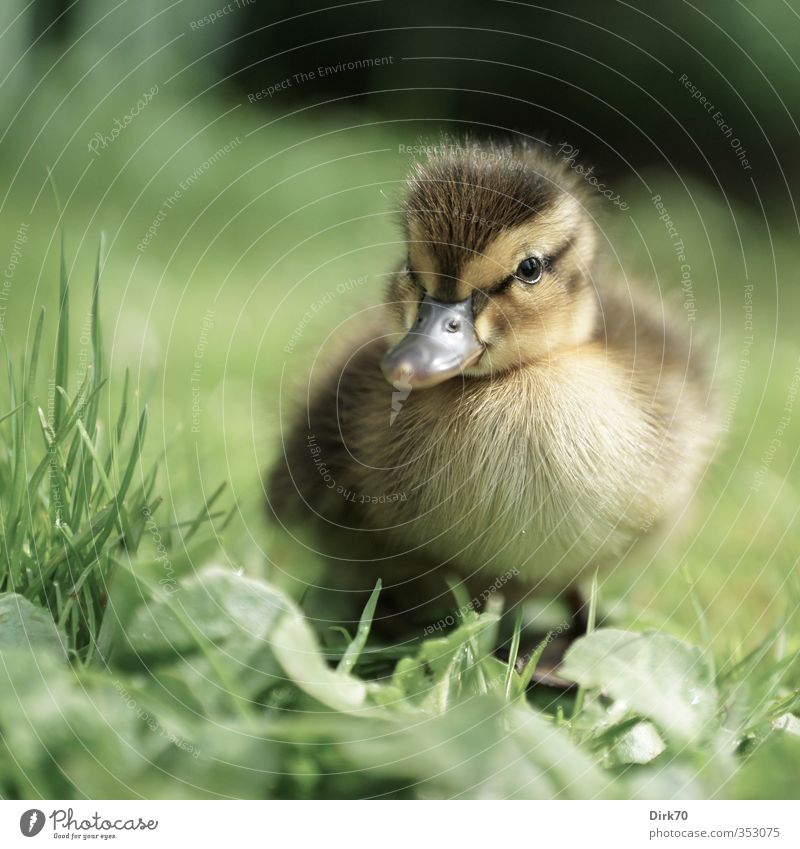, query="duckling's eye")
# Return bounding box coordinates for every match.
[515,256,543,284]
